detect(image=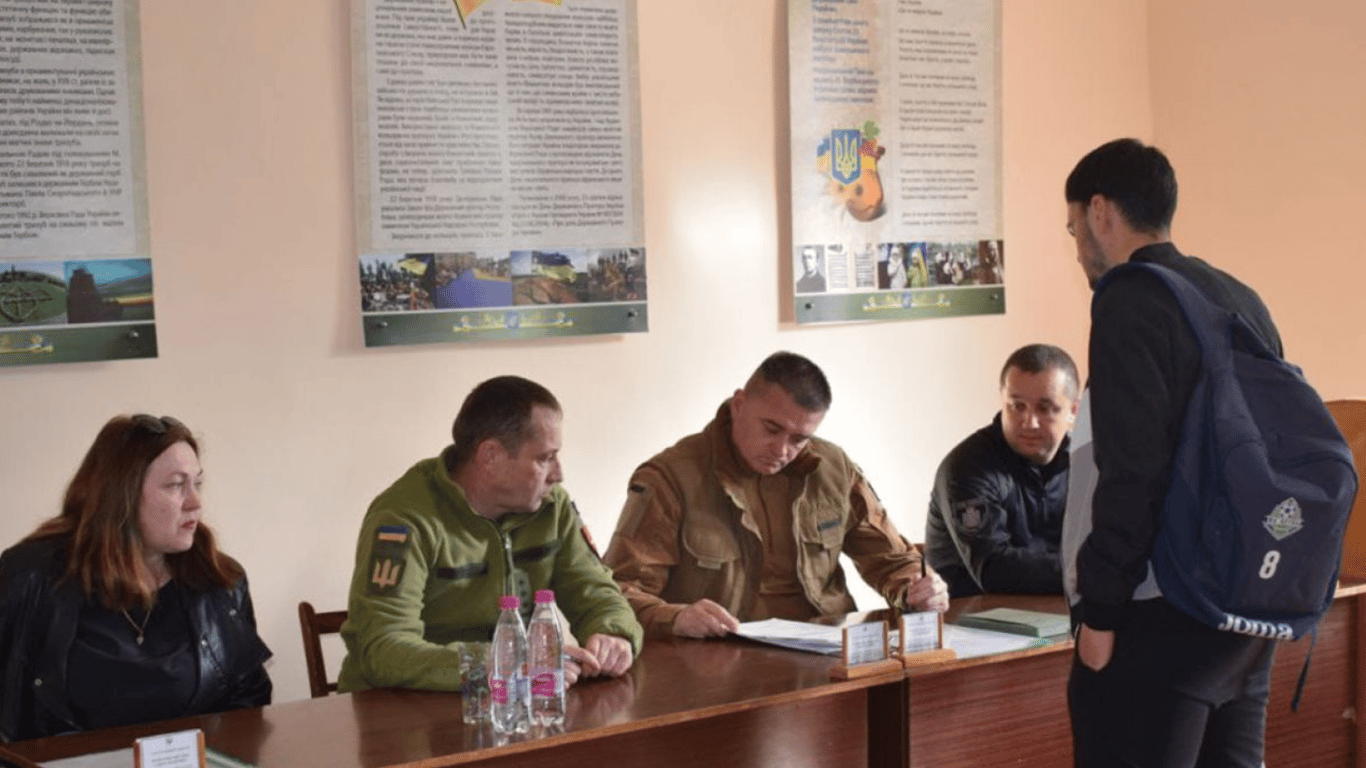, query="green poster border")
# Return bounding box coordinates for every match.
[0,323,157,368]
[795,286,1004,324]
[363,303,648,347]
